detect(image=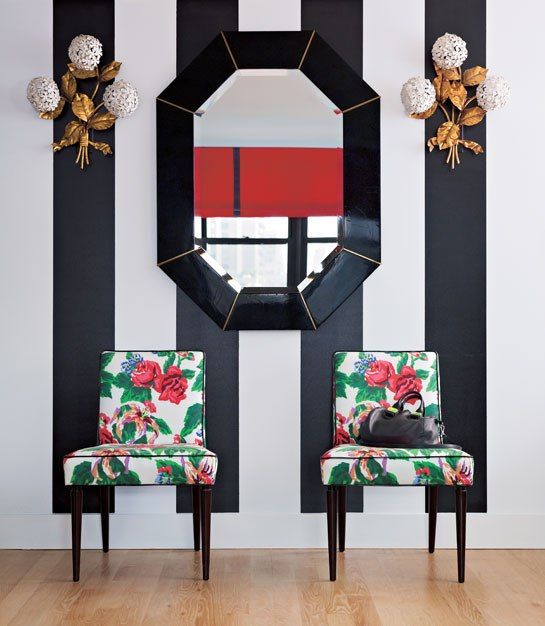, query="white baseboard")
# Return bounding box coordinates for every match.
[1,513,544,549]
